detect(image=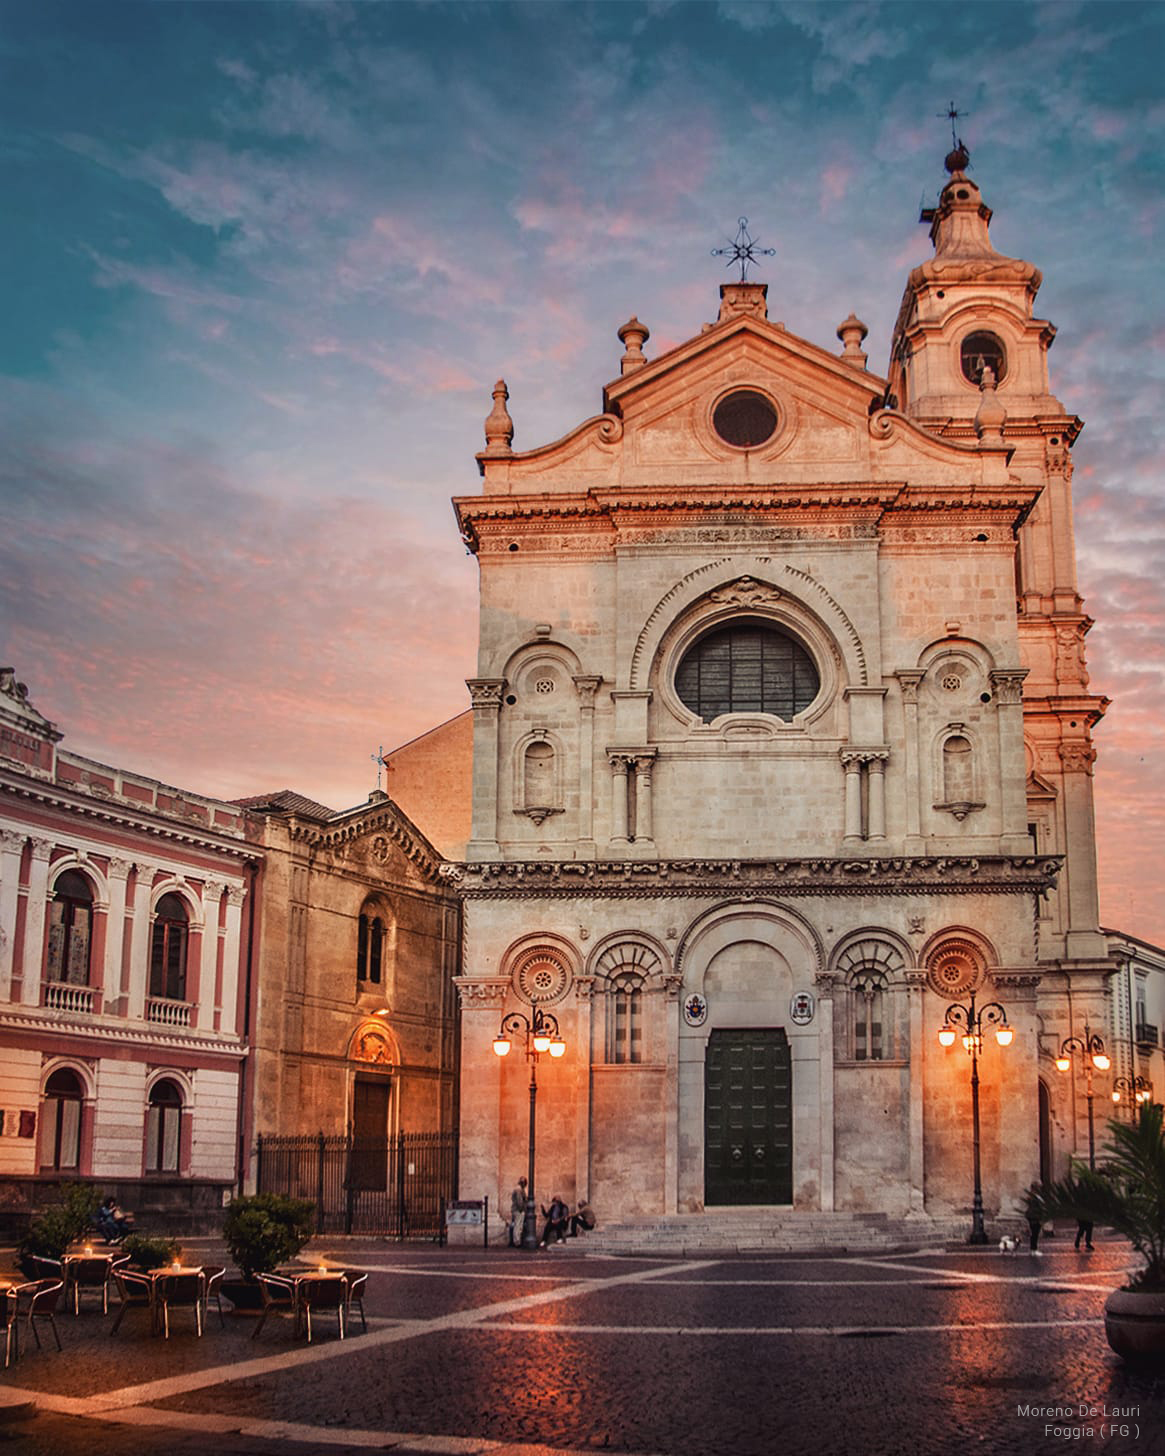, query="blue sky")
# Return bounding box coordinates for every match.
[2,1,1163,939]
